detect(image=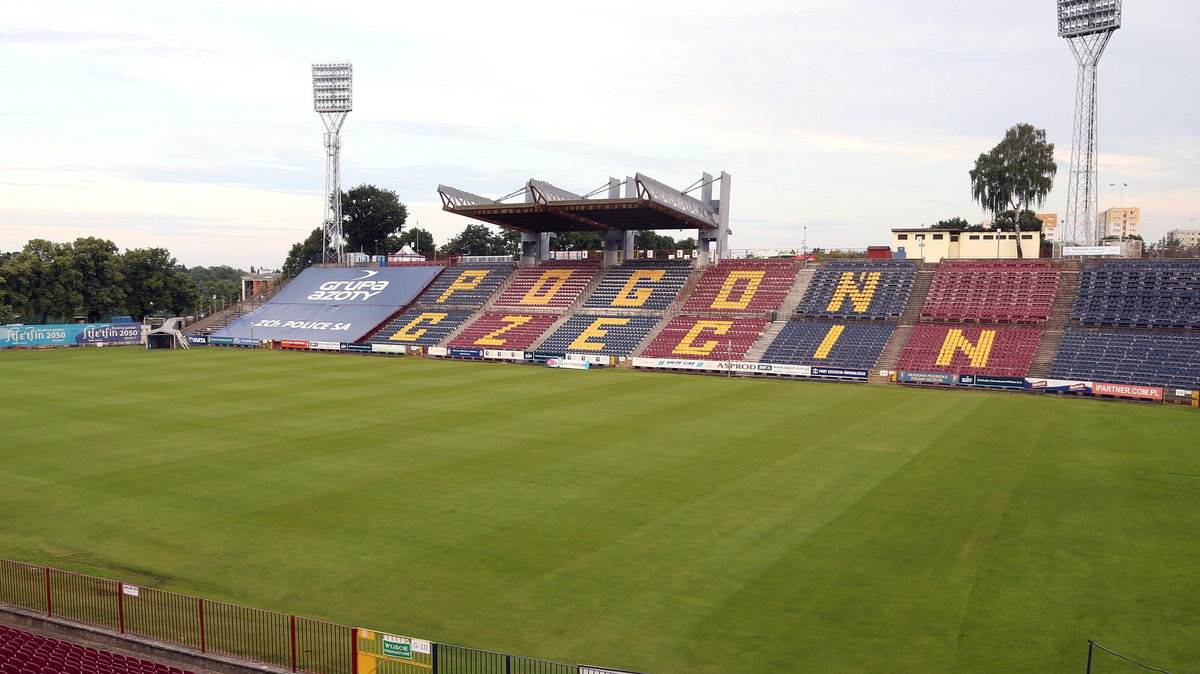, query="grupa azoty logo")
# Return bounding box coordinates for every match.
[307,269,390,301]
